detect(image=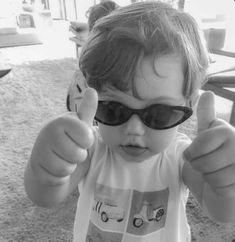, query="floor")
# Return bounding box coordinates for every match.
[0,19,233,124]
[0,20,76,65]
